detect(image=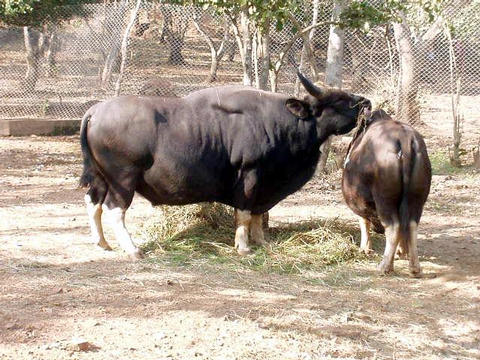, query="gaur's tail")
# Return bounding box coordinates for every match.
[398,136,415,256]
[79,105,97,188]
